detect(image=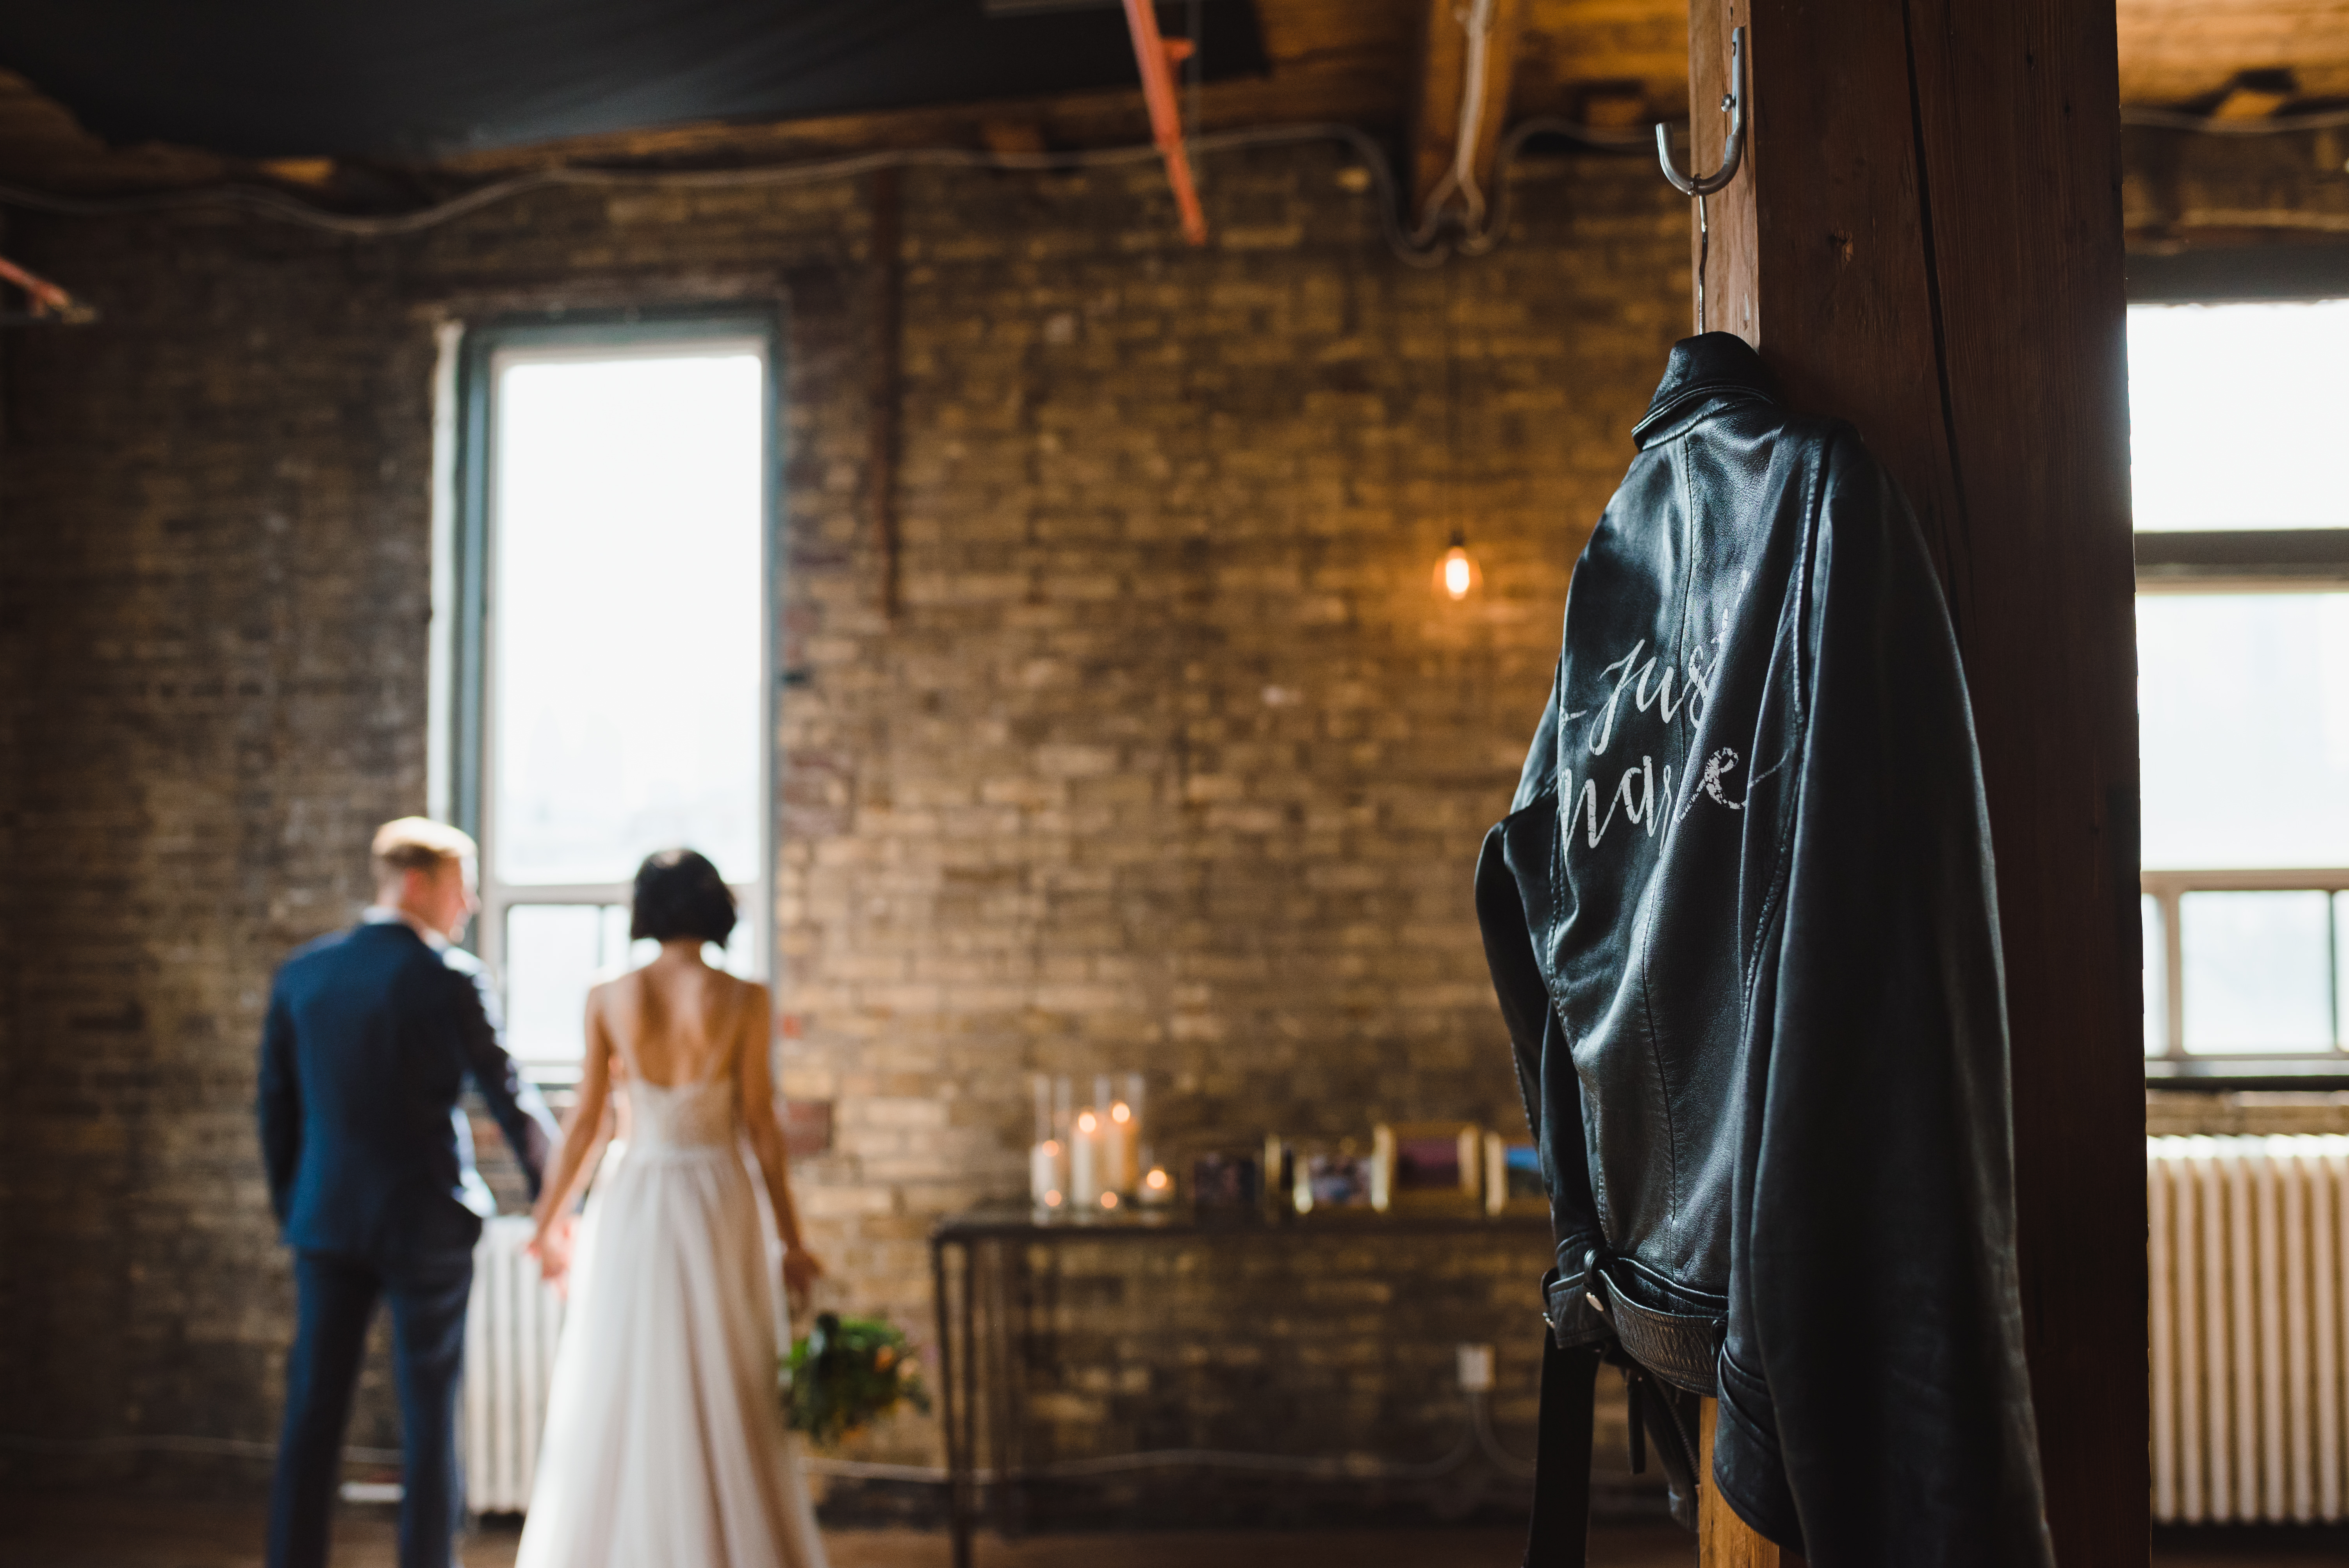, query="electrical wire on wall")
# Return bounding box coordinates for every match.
[0,79,2334,280]
[0,119,1648,271]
